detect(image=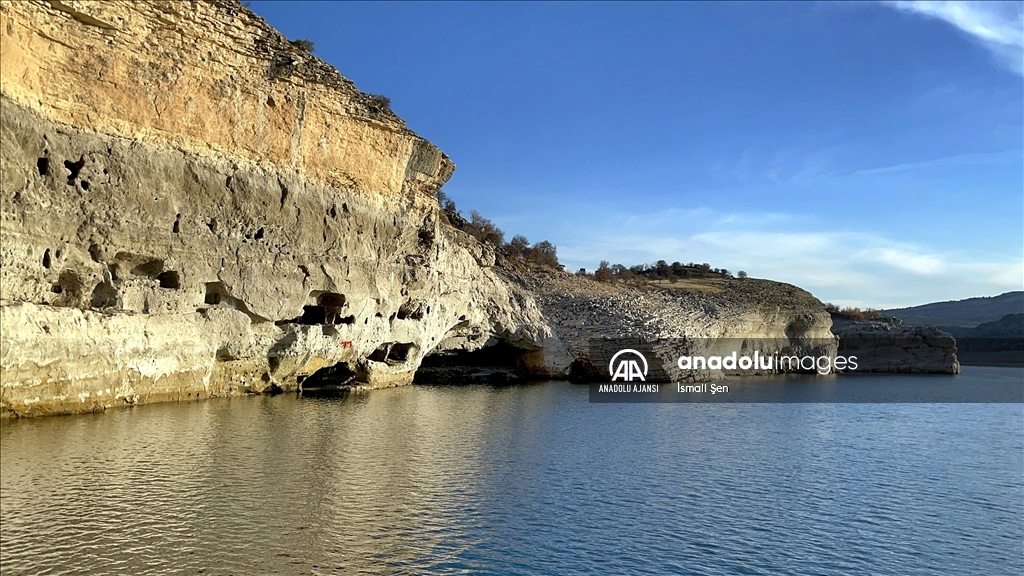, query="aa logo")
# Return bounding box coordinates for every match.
[609,349,648,382]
